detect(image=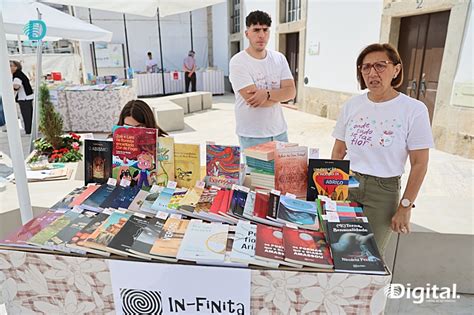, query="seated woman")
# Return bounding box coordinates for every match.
[331,43,434,255]
[117,99,168,136]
